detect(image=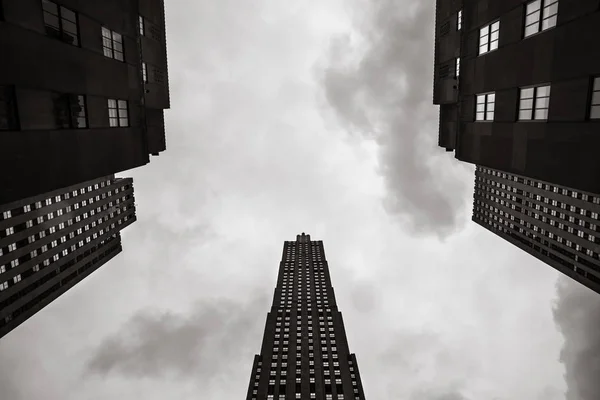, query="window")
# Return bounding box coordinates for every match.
[519,85,550,120]
[139,15,145,36]
[0,86,19,131]
[42,0,79,46]
[52,93,87,128]
[142,62,148,83]
[479,20,500,55]
[590,77,600,119]
[102,27,124,61]
[108,99,129,127]
[524,0,558,37]
[475,93,495,121]
[455,57,460,78]
[458,9,462,30]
